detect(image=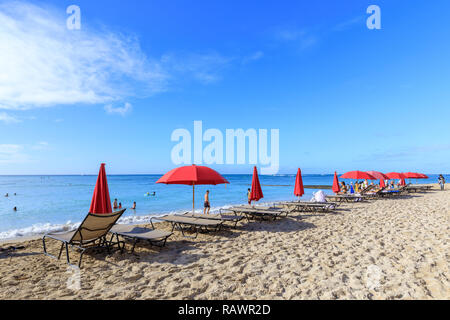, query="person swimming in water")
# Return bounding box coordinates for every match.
[113,199,118,209]
[118,202,122,209]
[13,207,17,212]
